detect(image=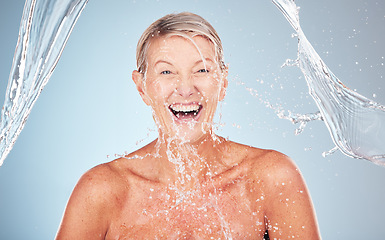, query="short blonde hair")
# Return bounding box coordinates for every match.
[136,12,225,74]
